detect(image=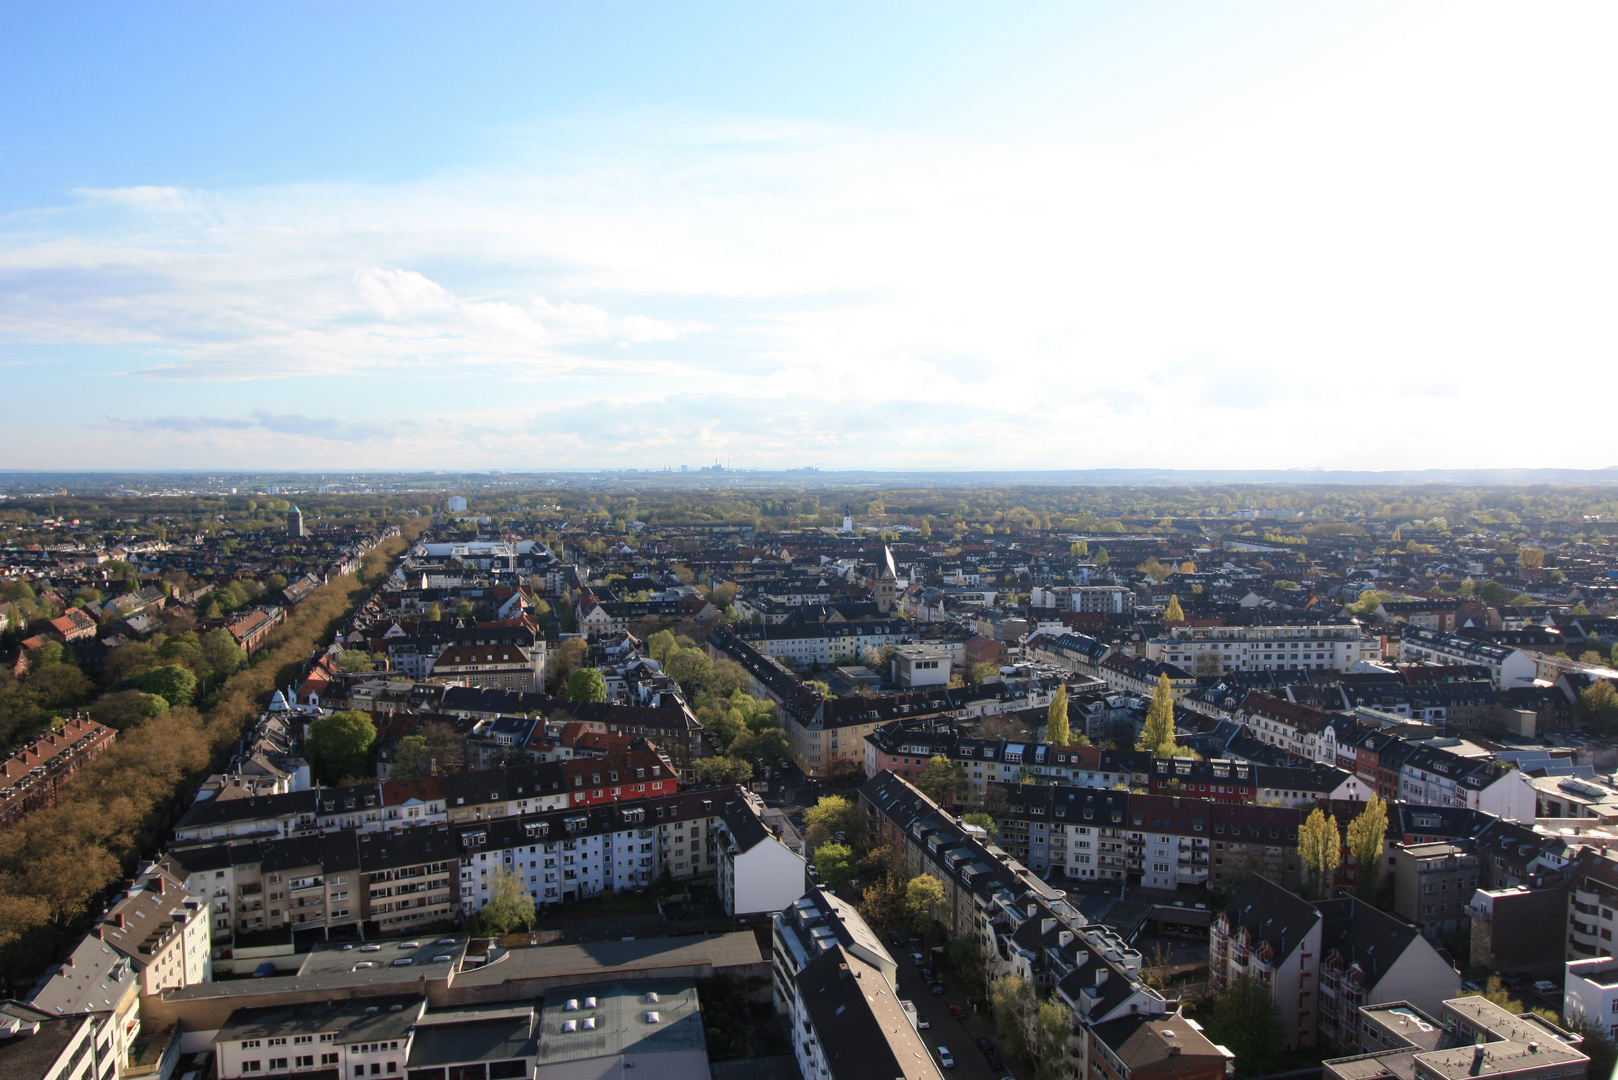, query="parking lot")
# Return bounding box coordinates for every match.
[888,941,1018,1080]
